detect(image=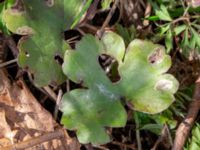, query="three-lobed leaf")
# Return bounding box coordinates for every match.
[61,32,179,144]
